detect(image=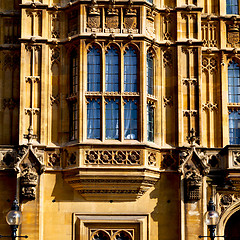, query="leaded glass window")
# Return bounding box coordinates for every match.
[87,45,101,92]
[87,98,101,139]
[147,52,154,95]
[229,110,240,144]
[105,99,119,139]
[124,99,138,140]
[124,47,137,92]
[70,51,78,94]
[147,103,154,142]
[106,47,119,92]
[226,0,239,14]
[70,102,78,141]
[228,60,240,103]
